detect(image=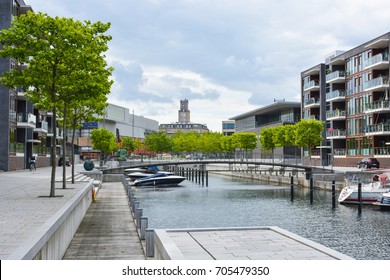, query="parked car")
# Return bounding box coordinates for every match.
[58,157,71,166]
[357,158,380,169]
